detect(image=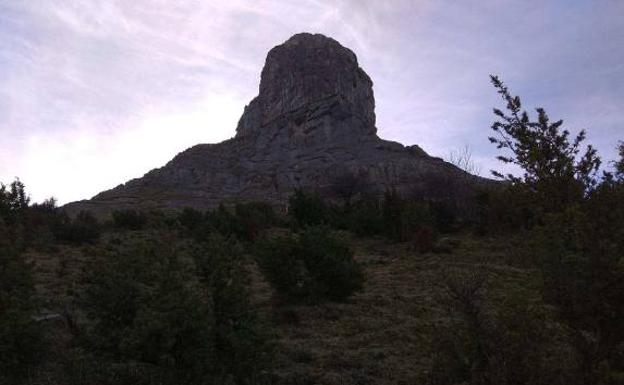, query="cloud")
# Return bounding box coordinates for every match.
[1,0,622,202]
